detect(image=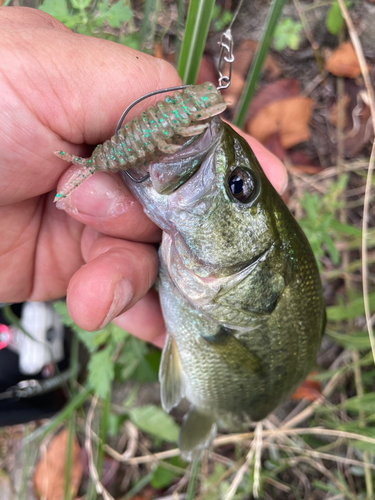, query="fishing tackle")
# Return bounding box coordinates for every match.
[53,8,239,202]
[54,82,227,200]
